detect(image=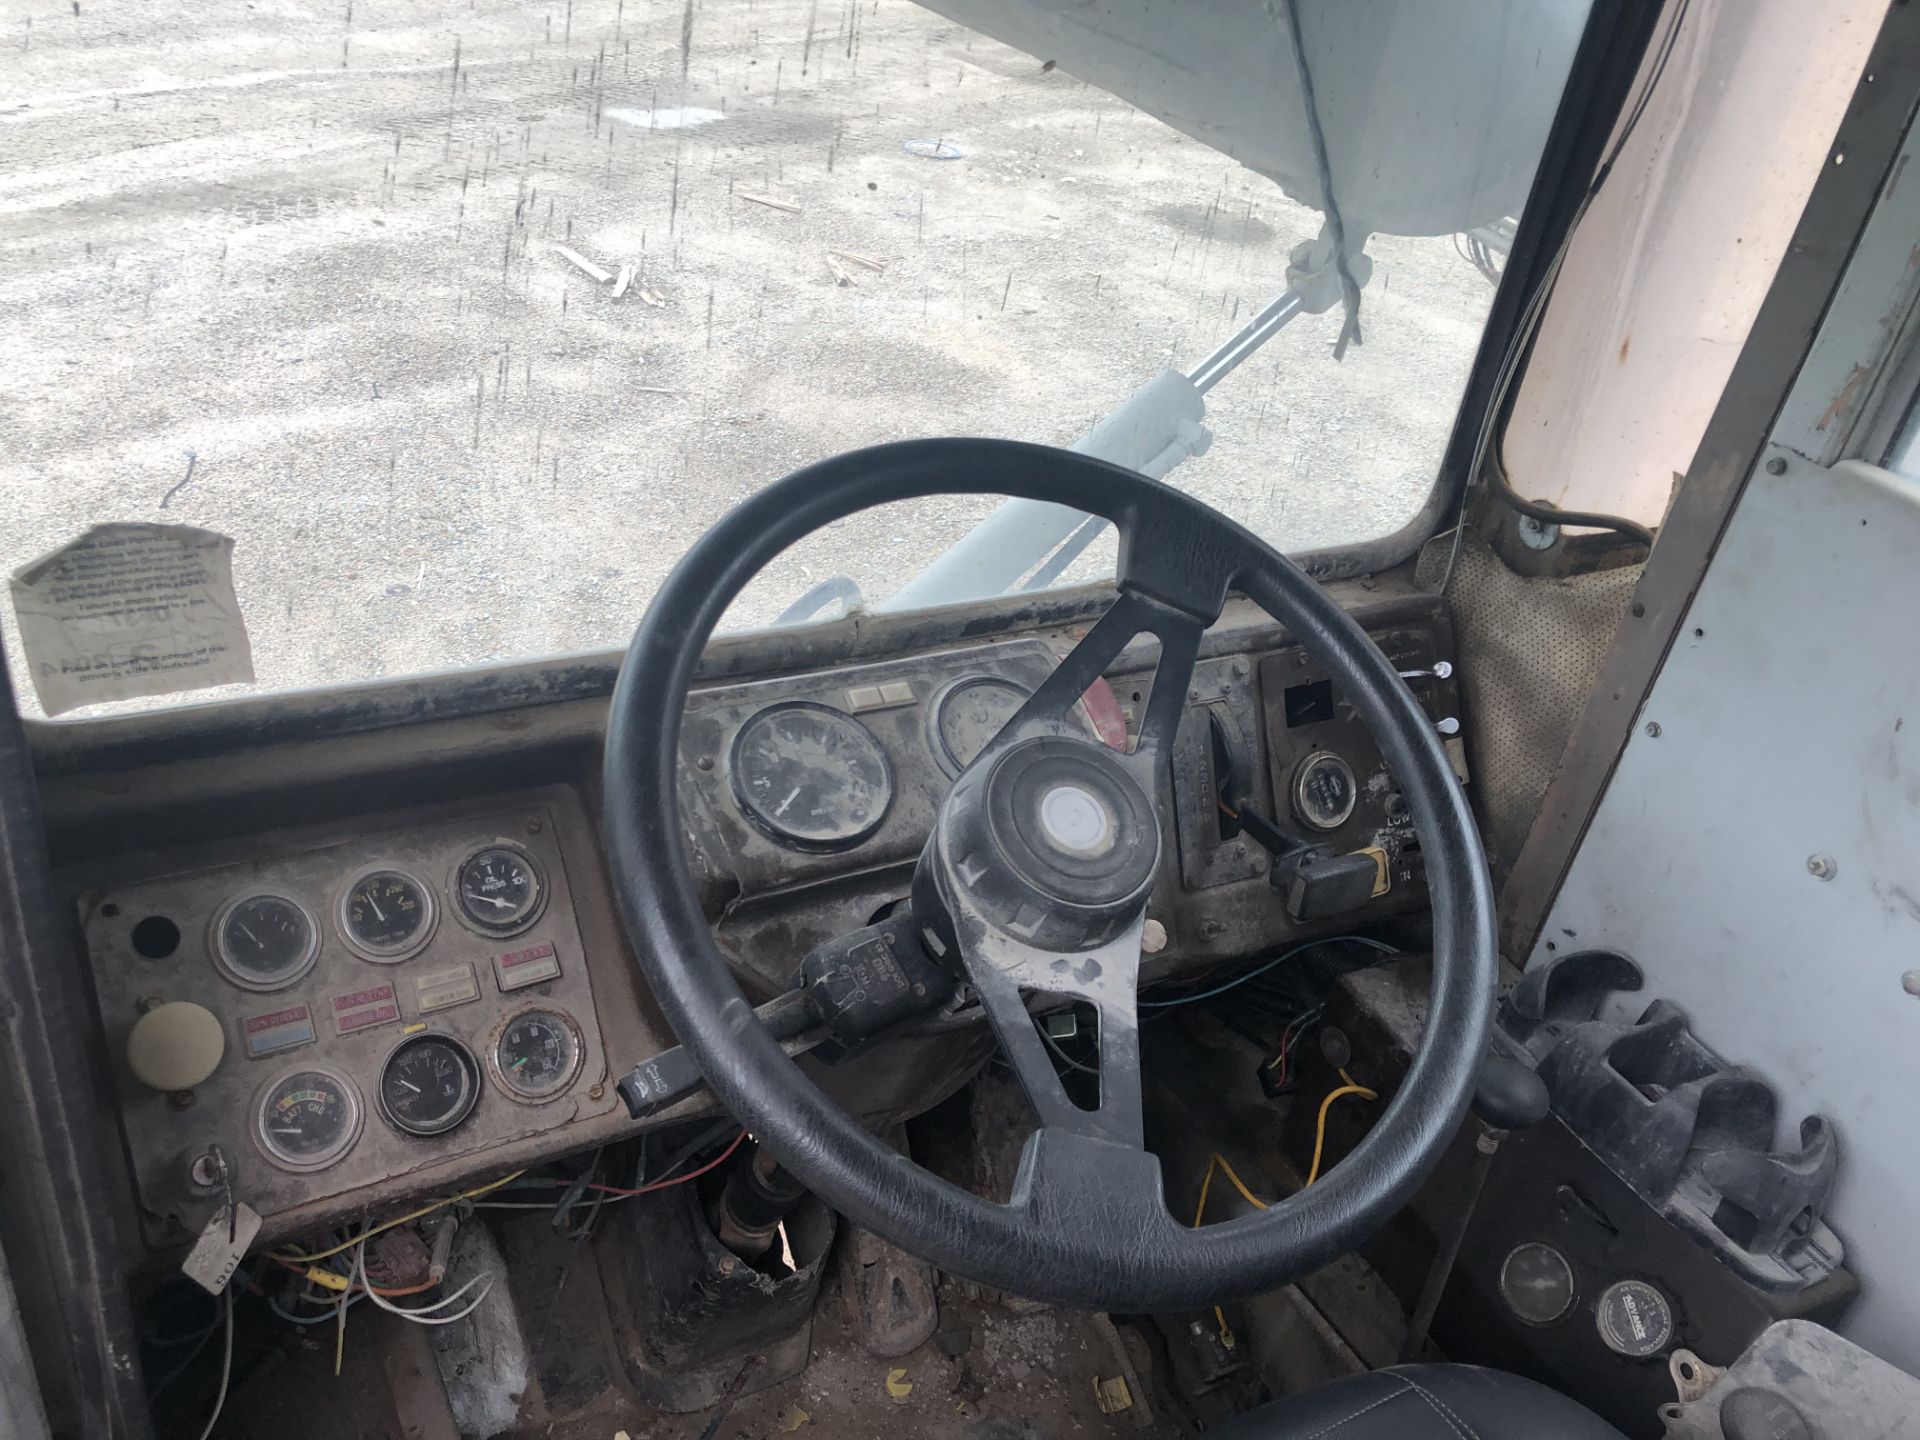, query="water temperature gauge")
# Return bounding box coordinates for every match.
[378,1033,480,1138]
